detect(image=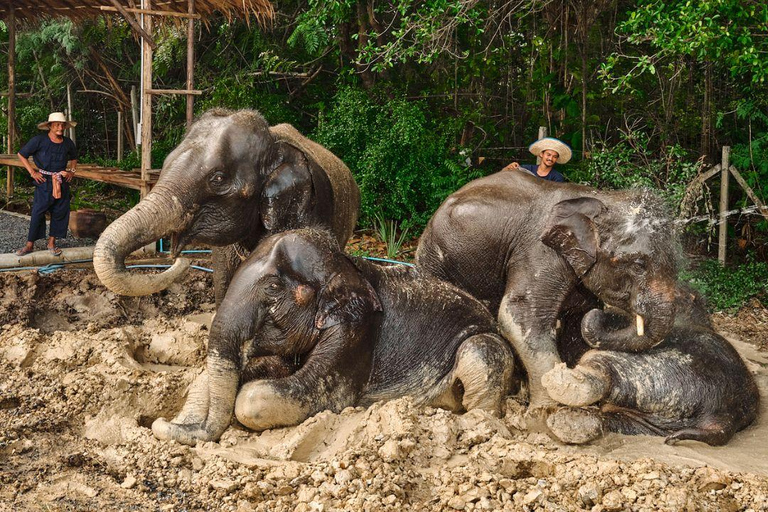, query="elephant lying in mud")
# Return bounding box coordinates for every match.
[543,285,760,446]
[94,109,360,304]
[152,229,516,445]
[416,170,680,421]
